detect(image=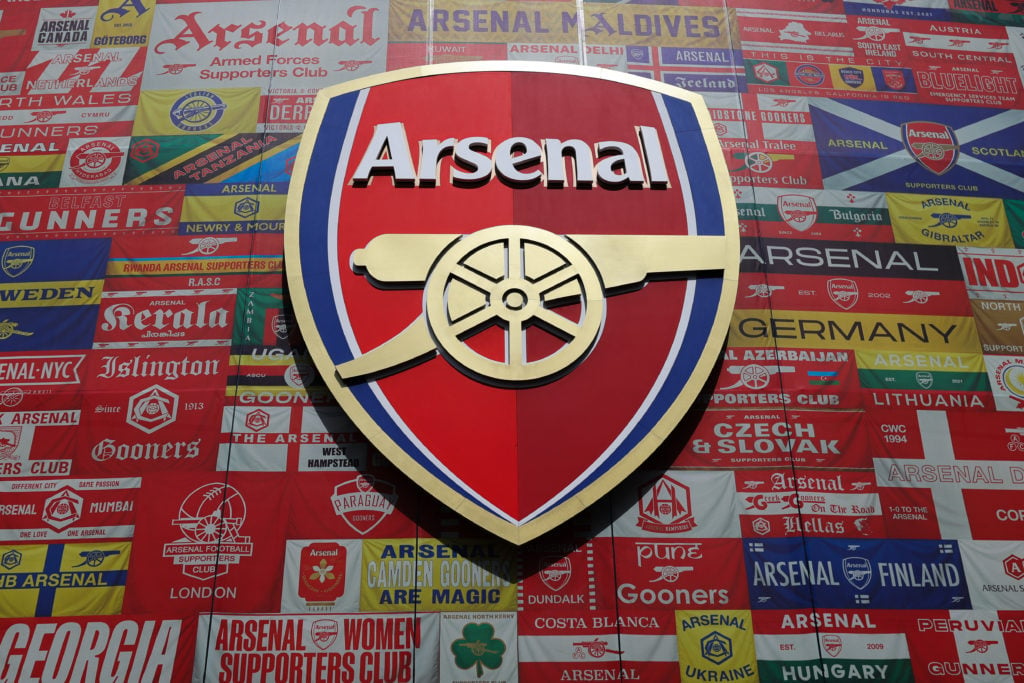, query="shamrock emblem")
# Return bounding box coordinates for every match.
[451,622,506,678]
